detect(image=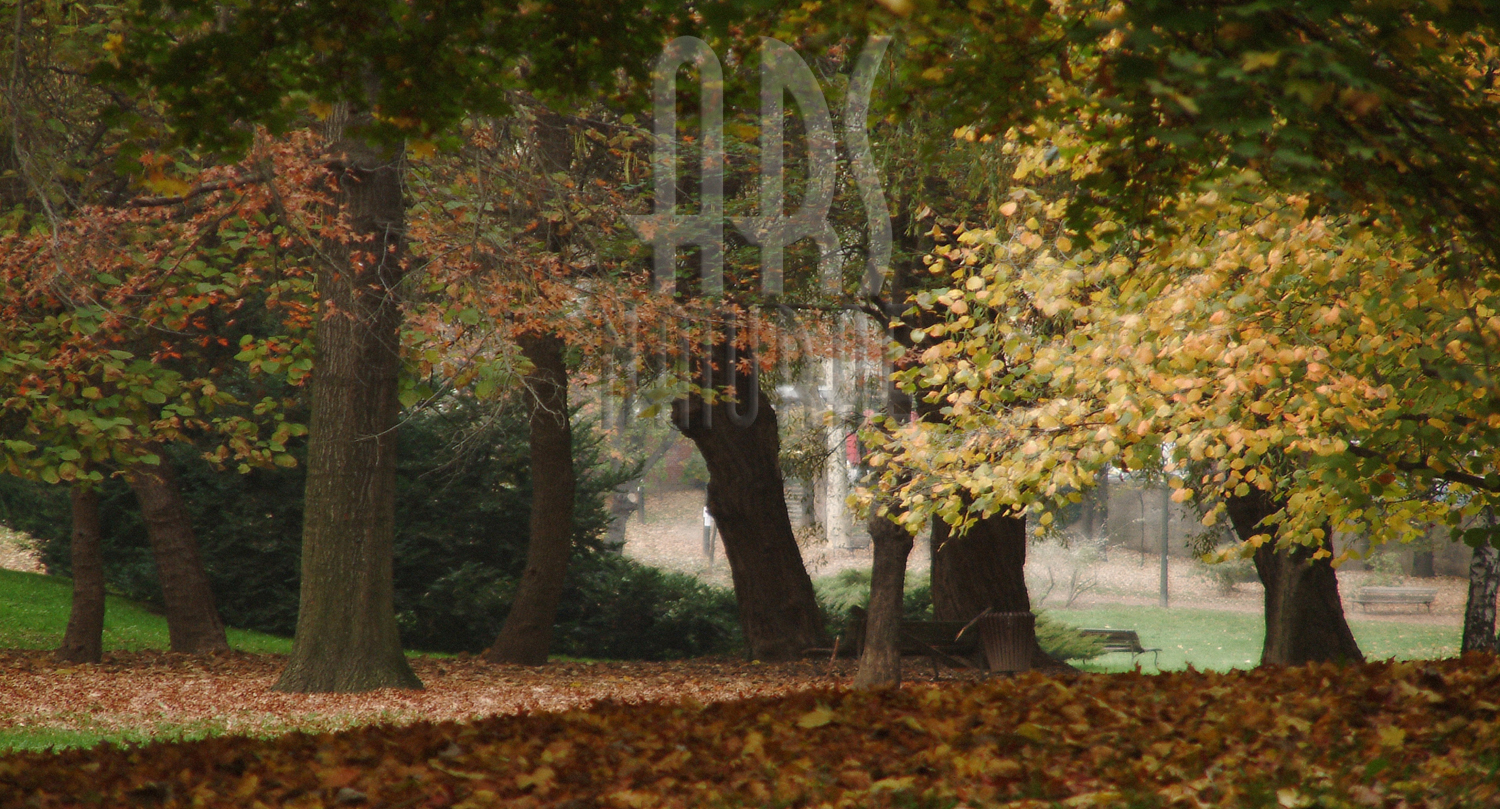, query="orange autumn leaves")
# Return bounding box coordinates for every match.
[5,655,1499,808]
